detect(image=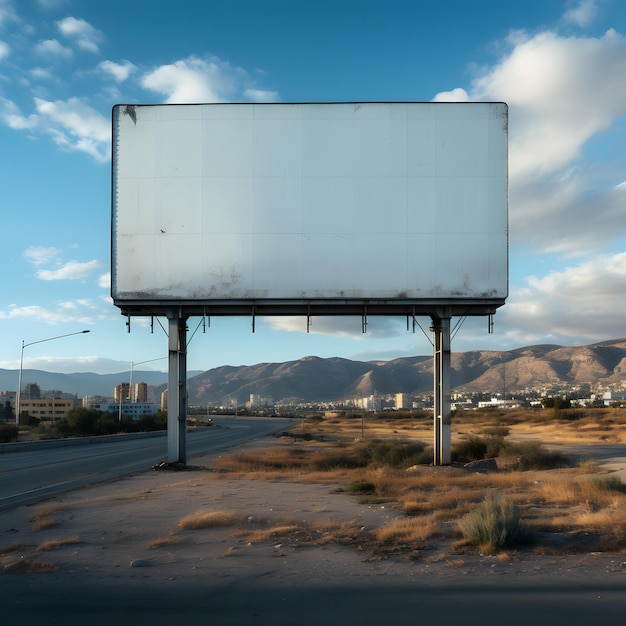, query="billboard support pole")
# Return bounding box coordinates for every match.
[431,313,452,465]
[167,314,188,464]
